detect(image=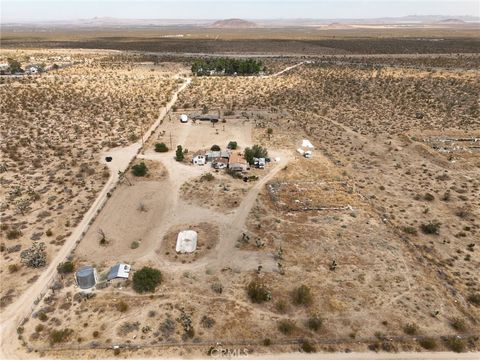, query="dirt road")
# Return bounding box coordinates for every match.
[0,76,192,360]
